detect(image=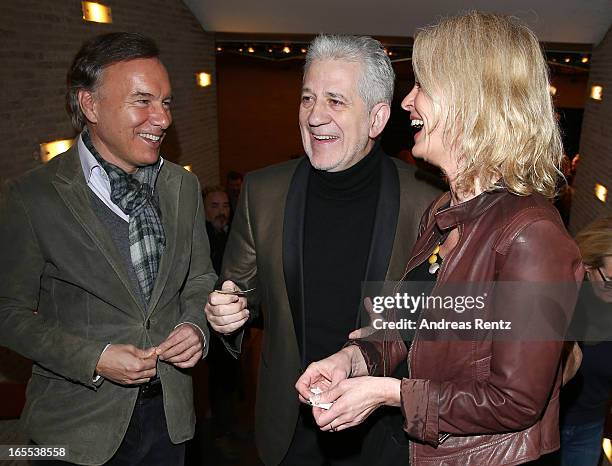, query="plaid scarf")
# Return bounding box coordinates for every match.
[82,130,165,304]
